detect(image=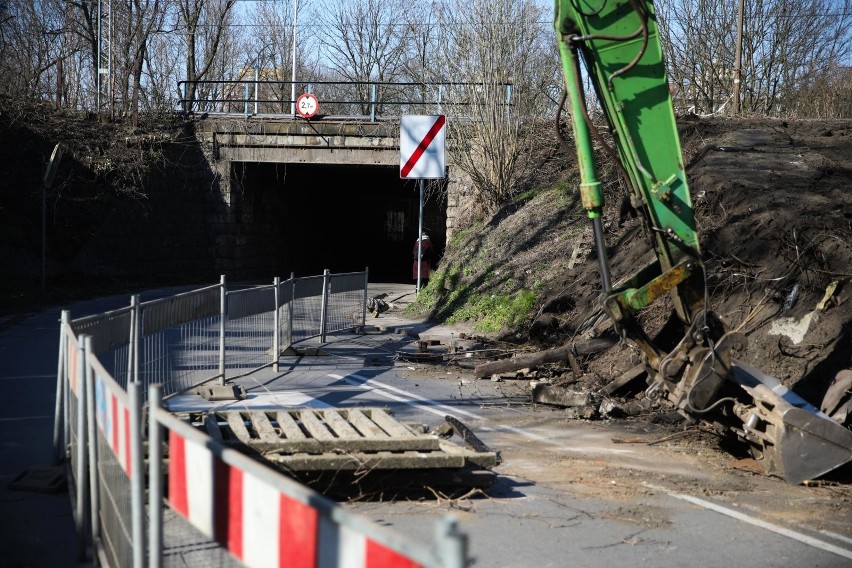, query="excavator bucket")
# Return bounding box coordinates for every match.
[730,361,852,485]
